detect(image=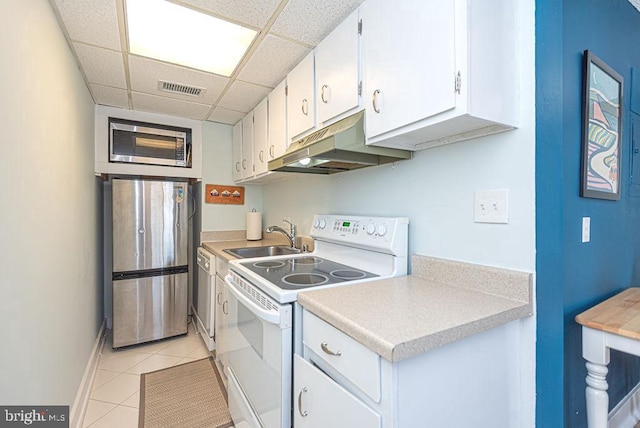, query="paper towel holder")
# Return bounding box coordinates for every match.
[246,208,262,241]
